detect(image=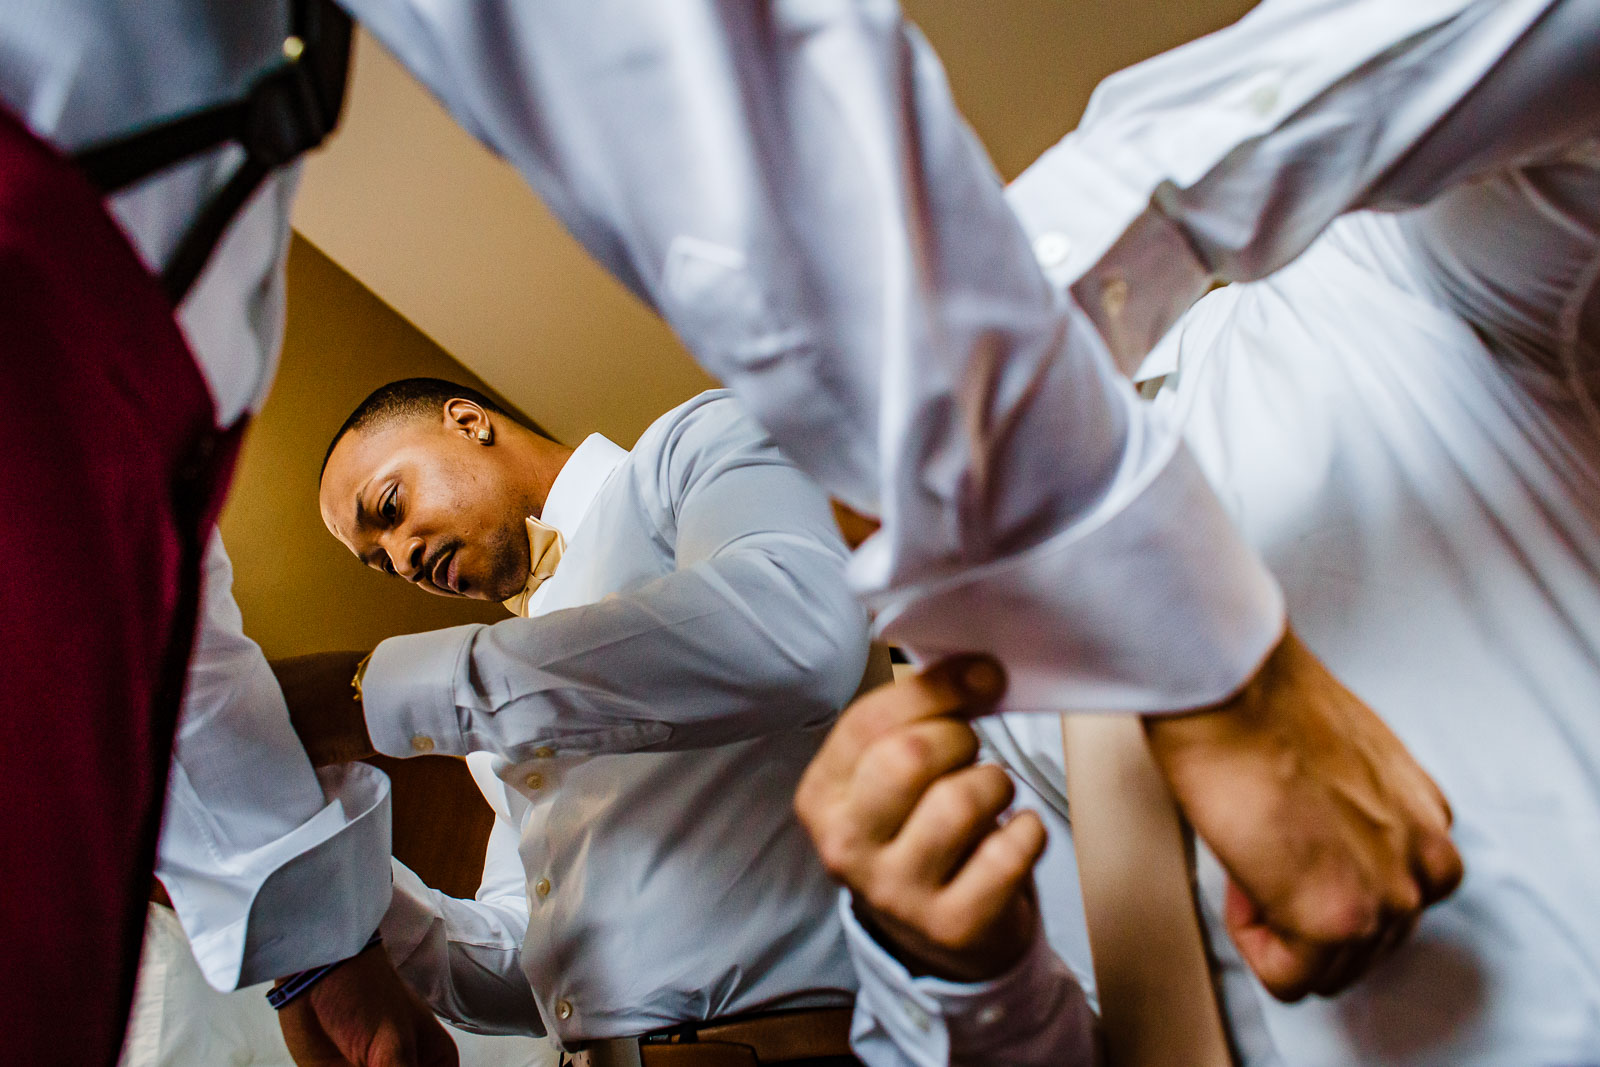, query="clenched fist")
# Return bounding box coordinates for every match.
[794,655,1044,982]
